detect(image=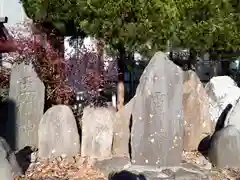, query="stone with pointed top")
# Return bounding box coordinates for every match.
[131,52,184,166]
[183,70,212,151]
